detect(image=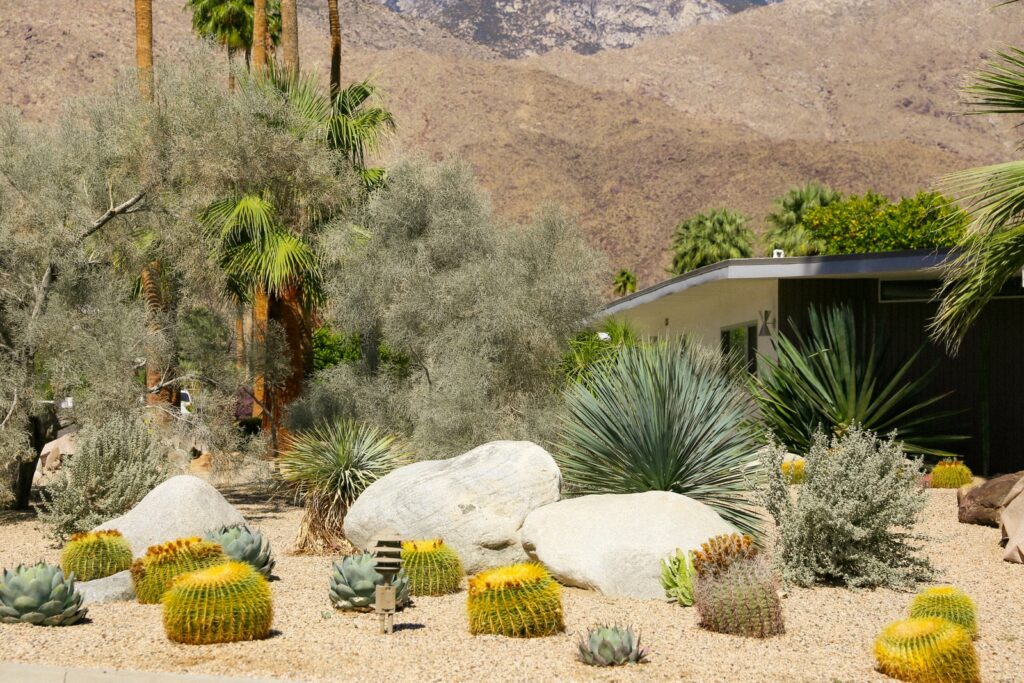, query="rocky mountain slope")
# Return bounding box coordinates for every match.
[2,0,1022,287]
[378,0,728,57]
